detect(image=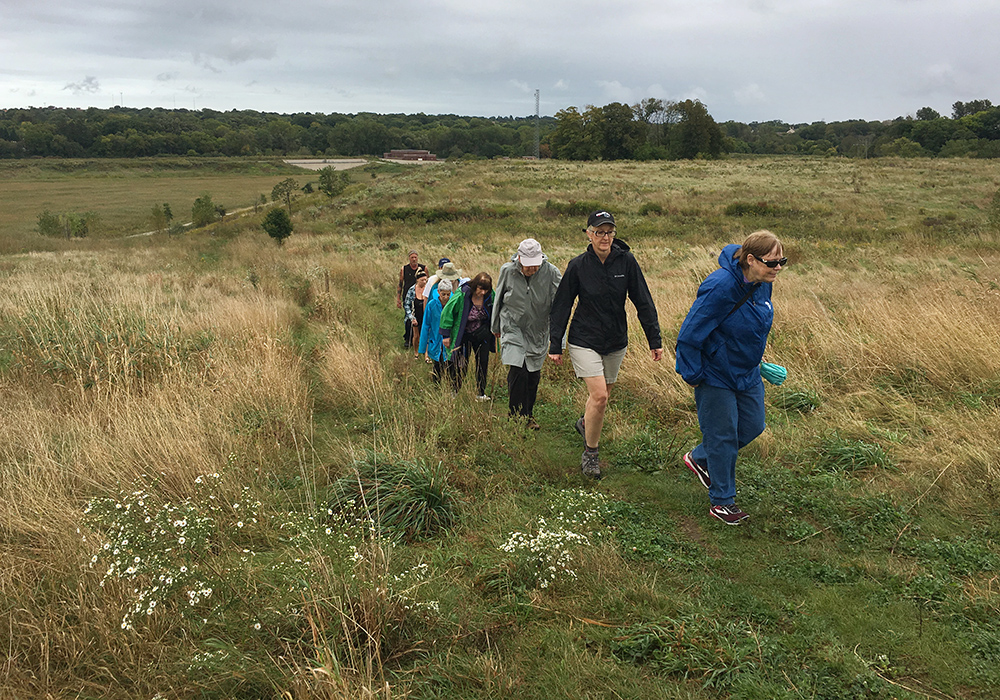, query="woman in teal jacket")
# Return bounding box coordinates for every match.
[675,230,786,526]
